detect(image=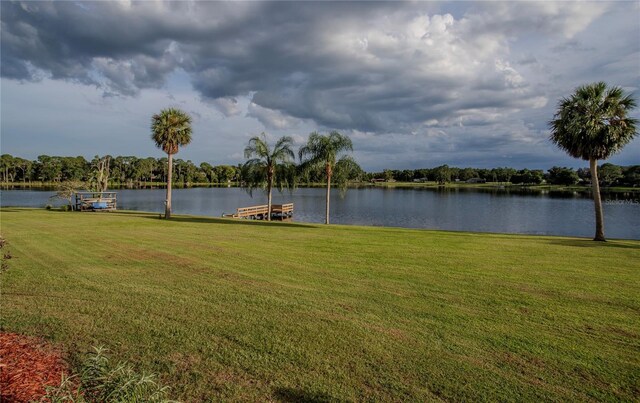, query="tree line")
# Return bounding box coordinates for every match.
[368,164,640,187]
[0,154,241,186]
[3,153,637,188]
